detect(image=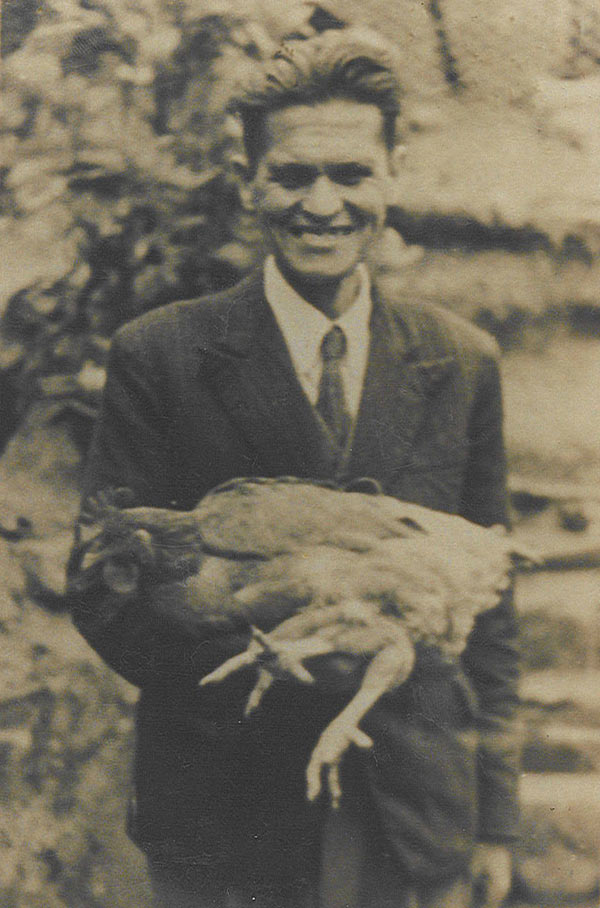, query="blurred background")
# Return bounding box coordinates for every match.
[0,1,599,905]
